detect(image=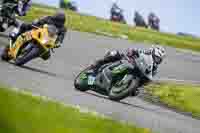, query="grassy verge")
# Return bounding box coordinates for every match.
[0,85,151,133]
[144,82,200,119]
[20,4,200,52]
